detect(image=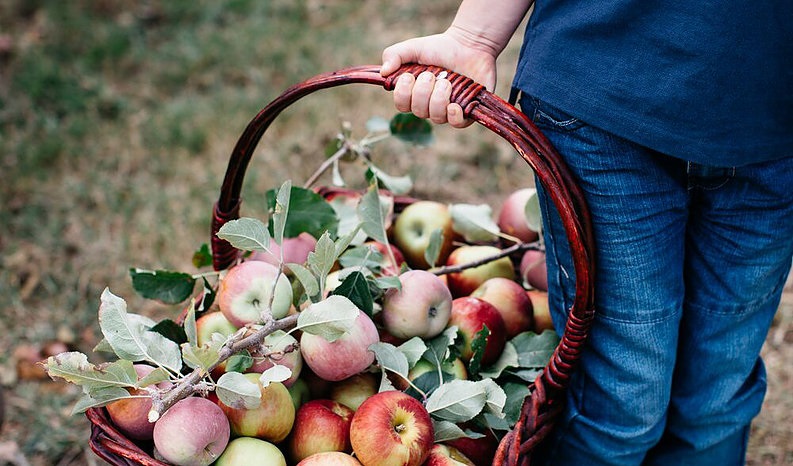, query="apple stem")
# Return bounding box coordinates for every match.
[430,241,542,275]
